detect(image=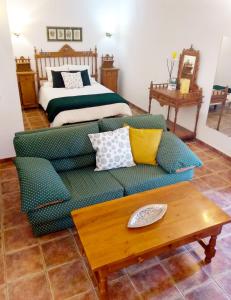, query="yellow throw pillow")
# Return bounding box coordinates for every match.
[127,126,163,165]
